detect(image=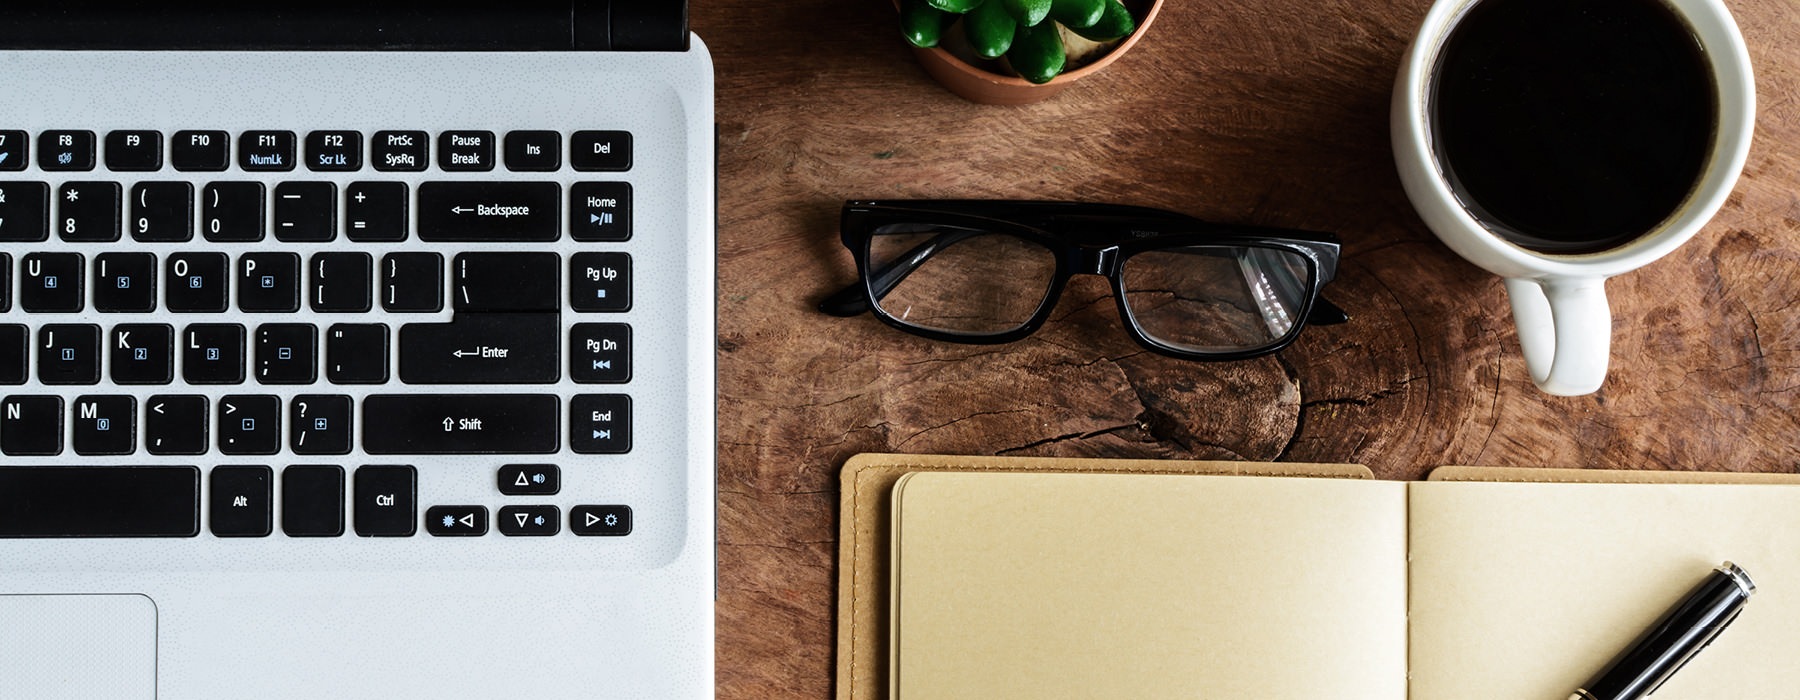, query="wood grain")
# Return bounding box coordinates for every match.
[695,0,1800,696]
